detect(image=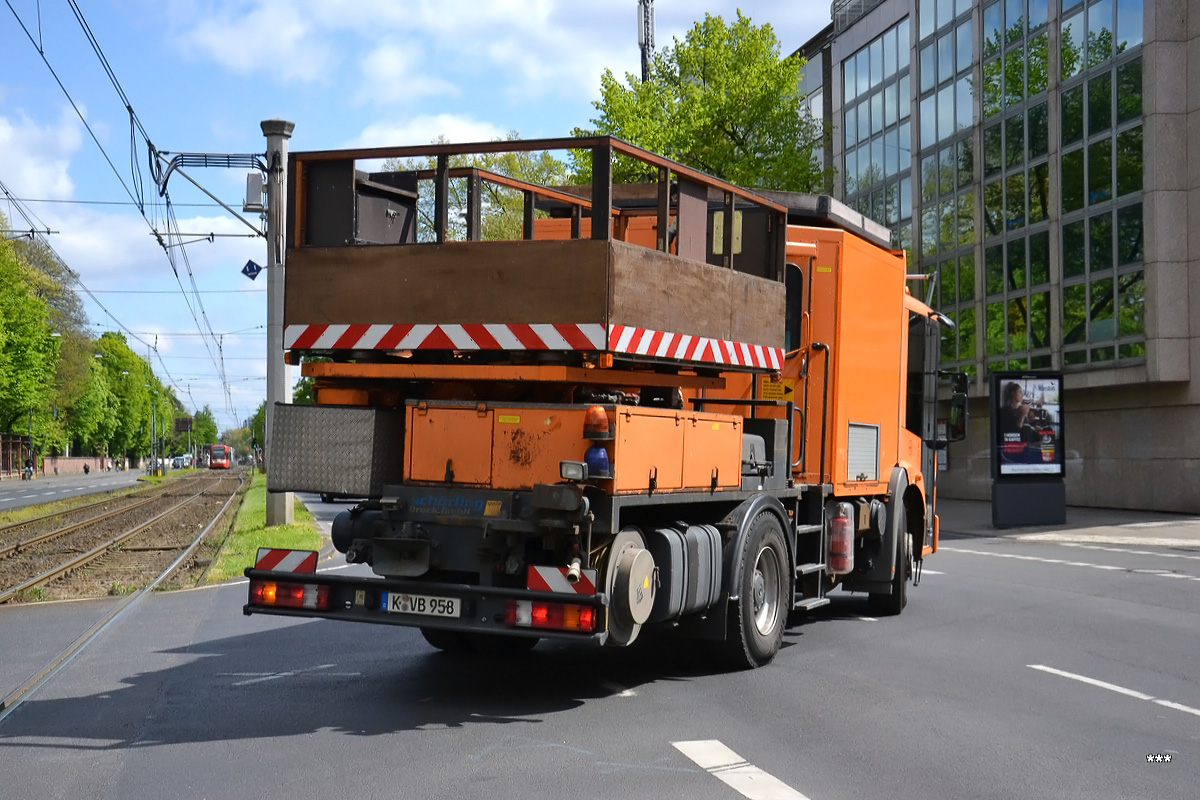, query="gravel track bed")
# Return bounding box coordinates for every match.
[1,475,240,601]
